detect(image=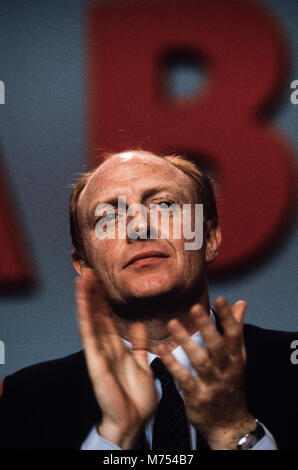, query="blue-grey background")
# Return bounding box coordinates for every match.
[0,0,297,378]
